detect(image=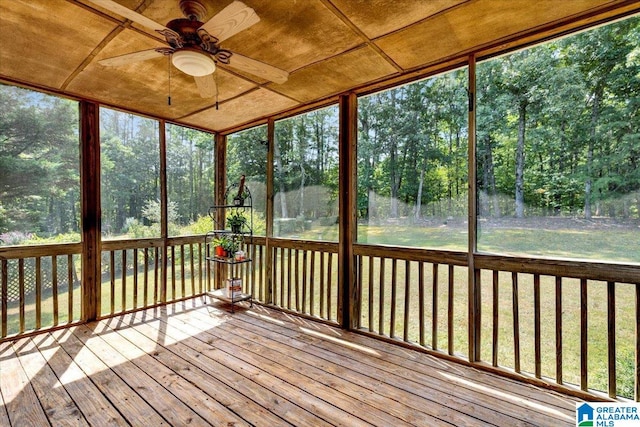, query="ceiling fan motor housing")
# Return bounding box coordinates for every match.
[167,18,205,47]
